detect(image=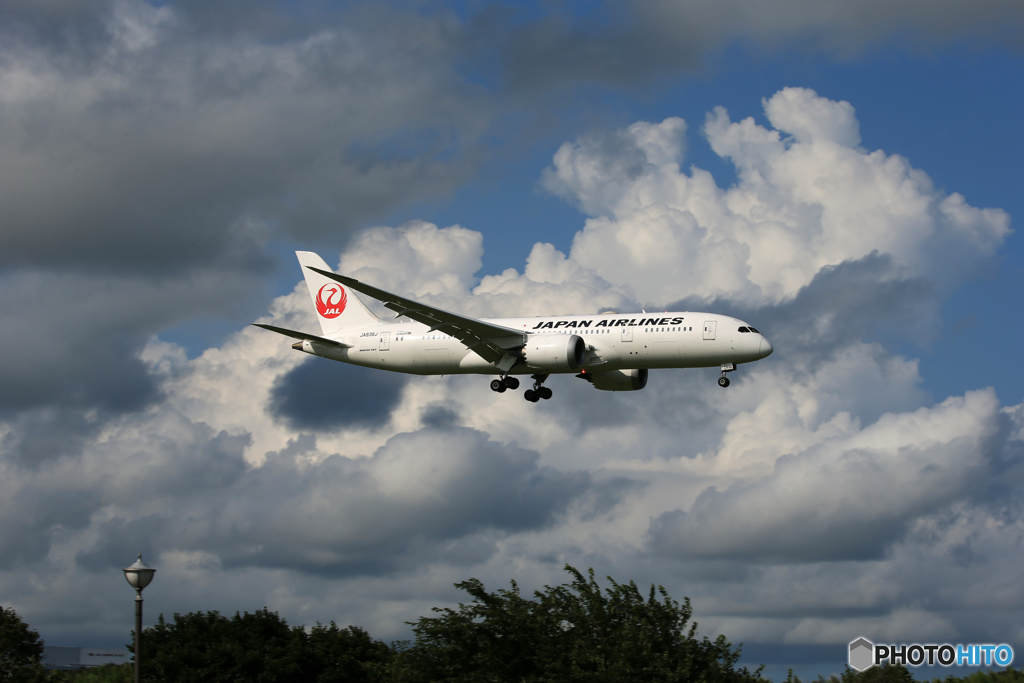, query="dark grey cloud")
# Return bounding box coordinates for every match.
[419,403,460,429]
[540,373,646,432]
[269,356,408,430]
[976,404,1024,502]
[74,514,166,572]
[755,254,939,358]
[0,408,106,468]
[468,0,1024,97]
[13,414,601,578]
[0,416,250,569]
[573,474,647,523]
[0,5,481,274]
[0,0,114,50]
[0,269,258,415]
[0,0,492,427]
[631,0,1024,55]
[468,6,691,95]
[198,427,592,576]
